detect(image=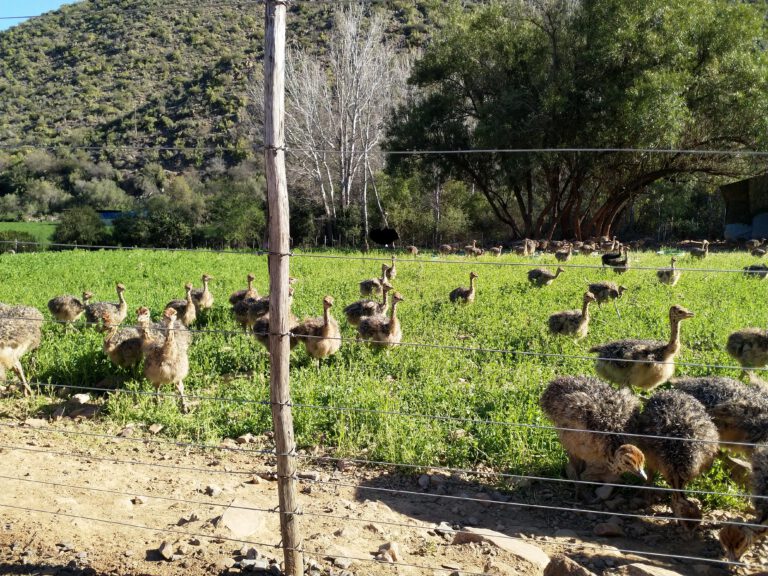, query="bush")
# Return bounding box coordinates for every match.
[0,230,43,252]
[53,207,106,246]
